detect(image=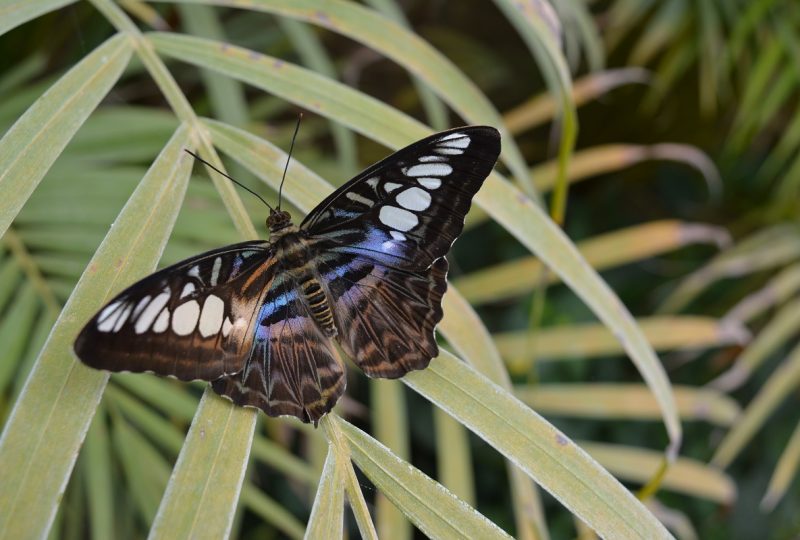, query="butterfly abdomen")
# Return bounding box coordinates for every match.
[300,276,337,337]
[273,230,338,337]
